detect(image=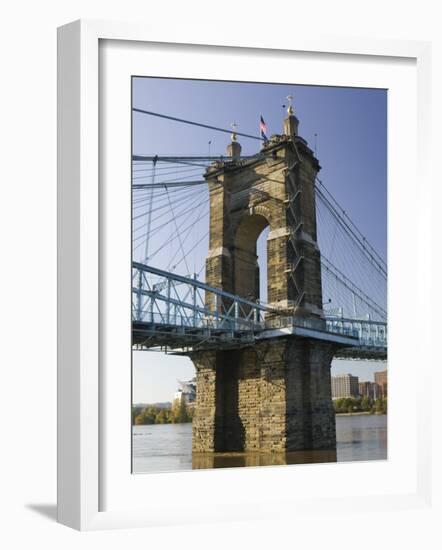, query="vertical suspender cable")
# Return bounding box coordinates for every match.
[136,156,157,321]
[143,155,157,263]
